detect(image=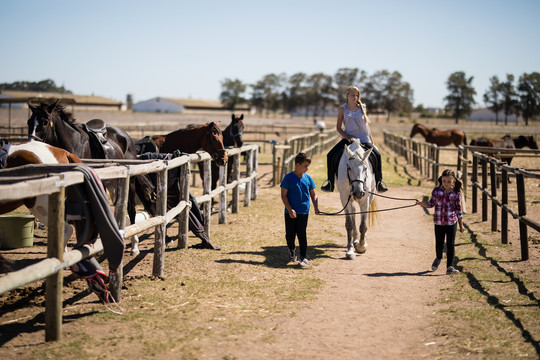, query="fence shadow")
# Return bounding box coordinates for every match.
[460,224,540,355]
